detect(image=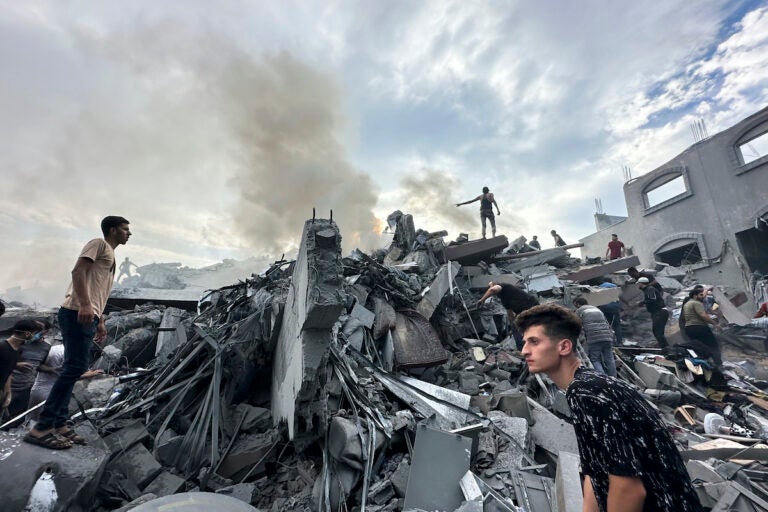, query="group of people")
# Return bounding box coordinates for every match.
[455,186,571,248]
